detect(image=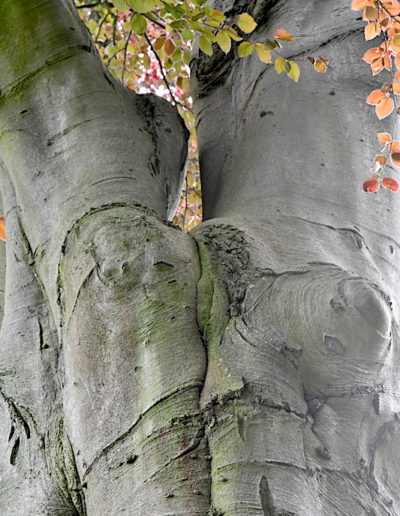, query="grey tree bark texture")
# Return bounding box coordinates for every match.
[0,0,398,514]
